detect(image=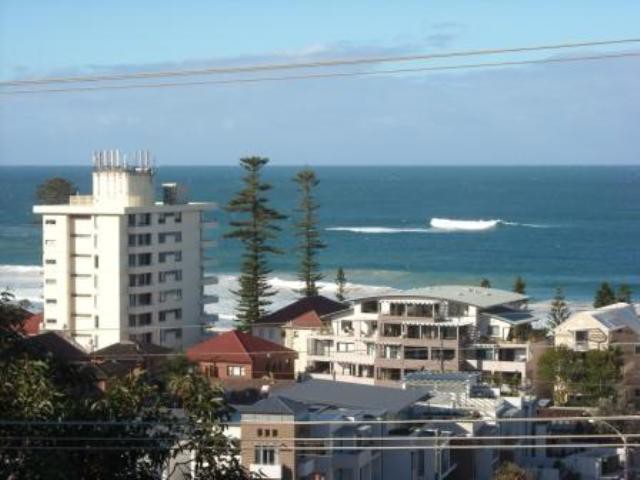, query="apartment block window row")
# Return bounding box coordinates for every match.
[128,233,152,246]
[159,308,182,322]
[158,212,182,224]
[129,312,152,327]
[129,273,152,287]
[160,328,182,343]
[159,269,182,283]
[128,213,151,227]
[159,289,182,303]
[158,231,182,243]
[129,293,152,307]
[159,251,182,263]
[129,253,152,267]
